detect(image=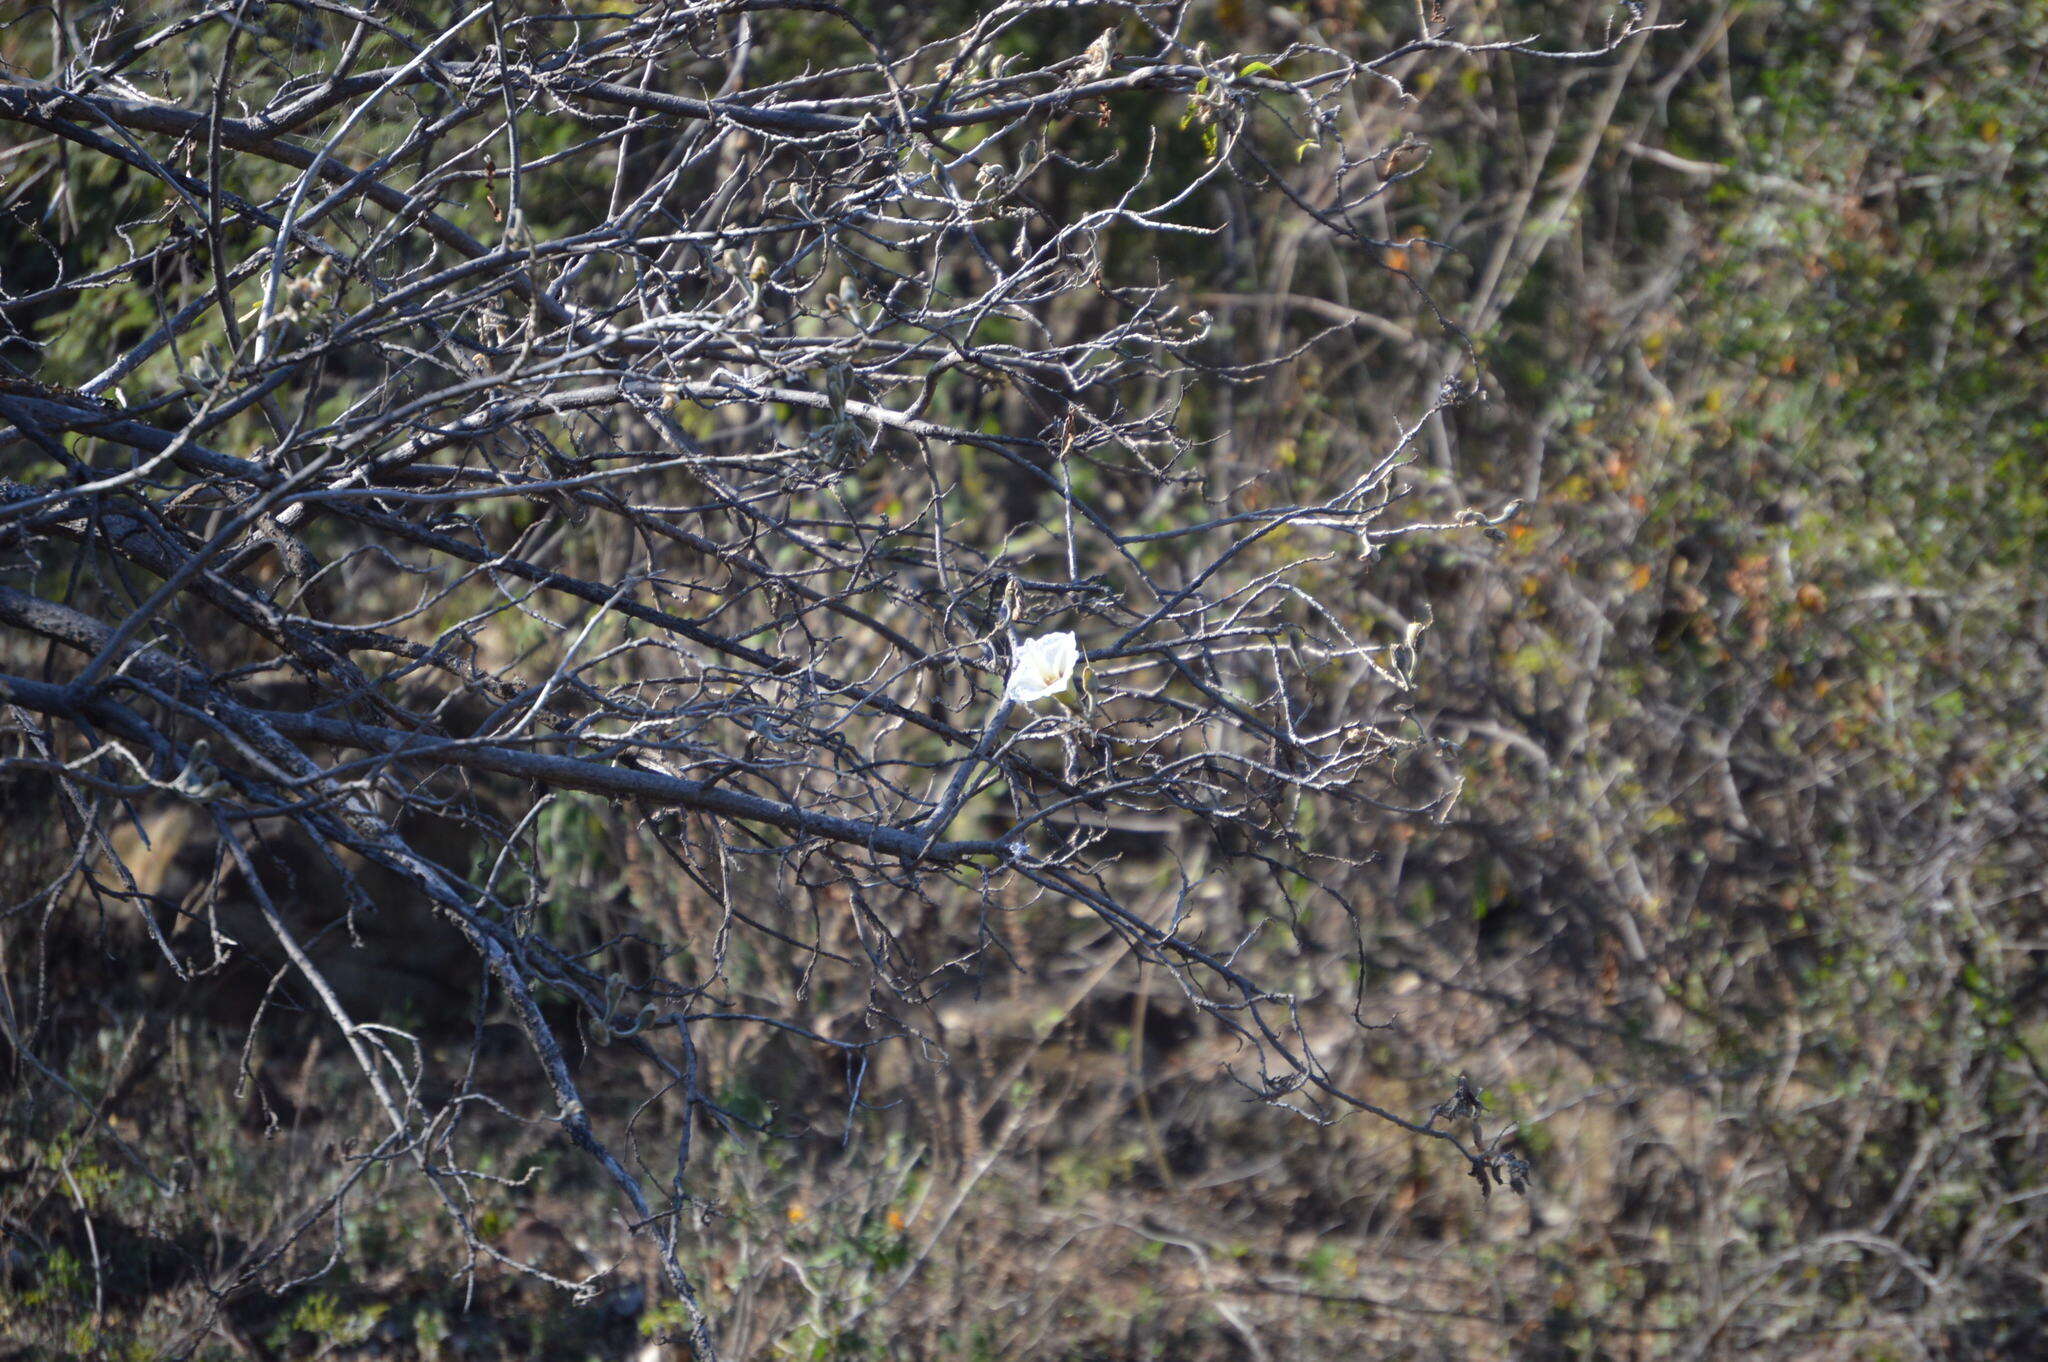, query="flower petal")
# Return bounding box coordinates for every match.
[1005,631,1078,702]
